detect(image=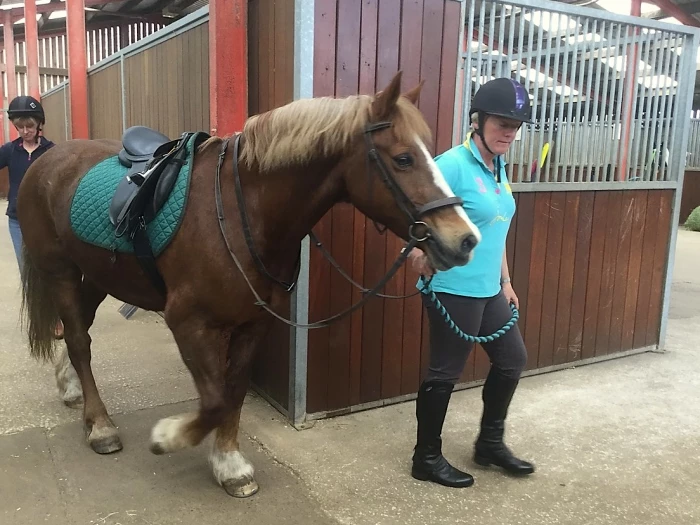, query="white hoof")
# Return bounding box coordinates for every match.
[150,412,198,455]
[209,447,258,497]
[53,347,83,408]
